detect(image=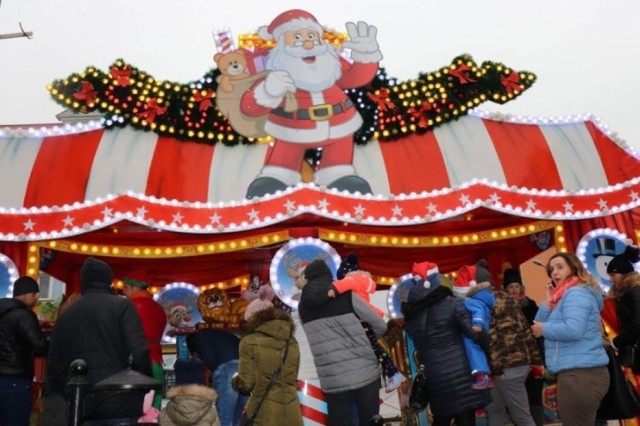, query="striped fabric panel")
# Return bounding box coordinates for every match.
[540,122,609,191]
[147,136,215,202]
[25,130,104,208]
[85,127,158,201]
[0,135,44,208]
[208,143,270,203]
[353,142,392,195]
[483,119,563,190]
[378,132,450,194]
[433,116,507,187]
[584,121,637,185]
